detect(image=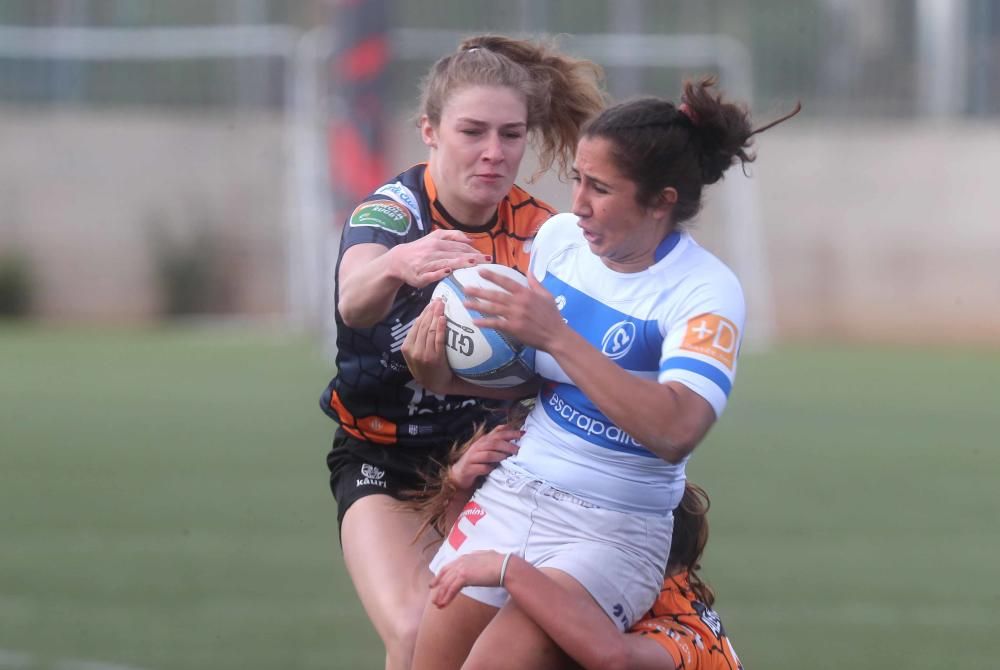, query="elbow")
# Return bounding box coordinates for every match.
[338,304,370,329]
[647,428,704,464]
[337,292,379,329]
